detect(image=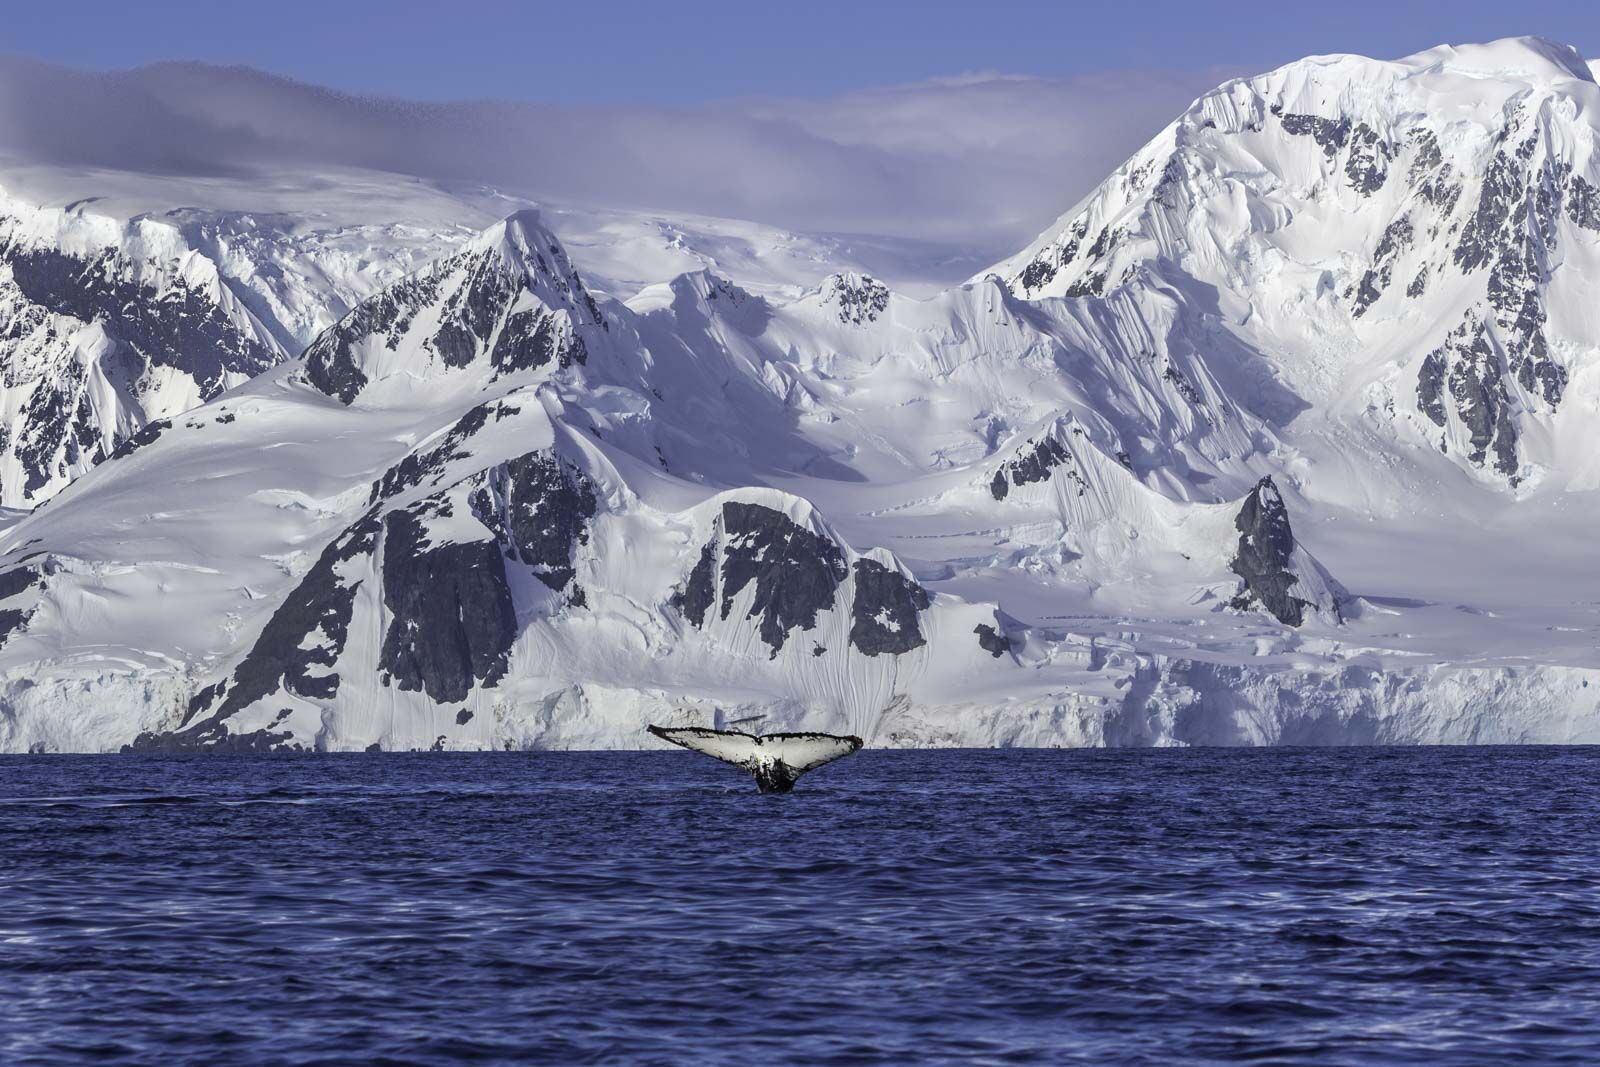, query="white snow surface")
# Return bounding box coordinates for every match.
[7,38,1600,751]
[0,163,967,511]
